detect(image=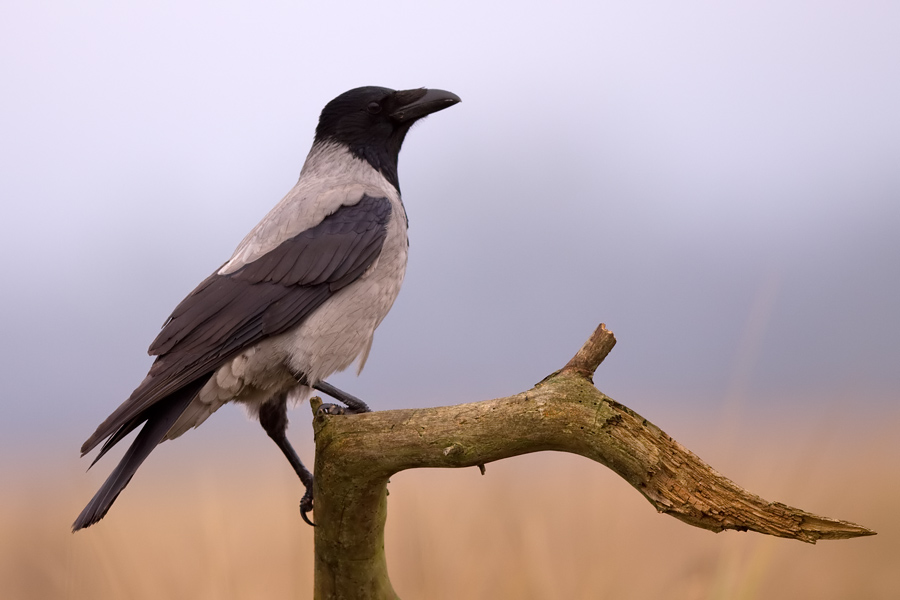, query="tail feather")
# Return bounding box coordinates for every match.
[73,377,208,531]
[88,414,144,469]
